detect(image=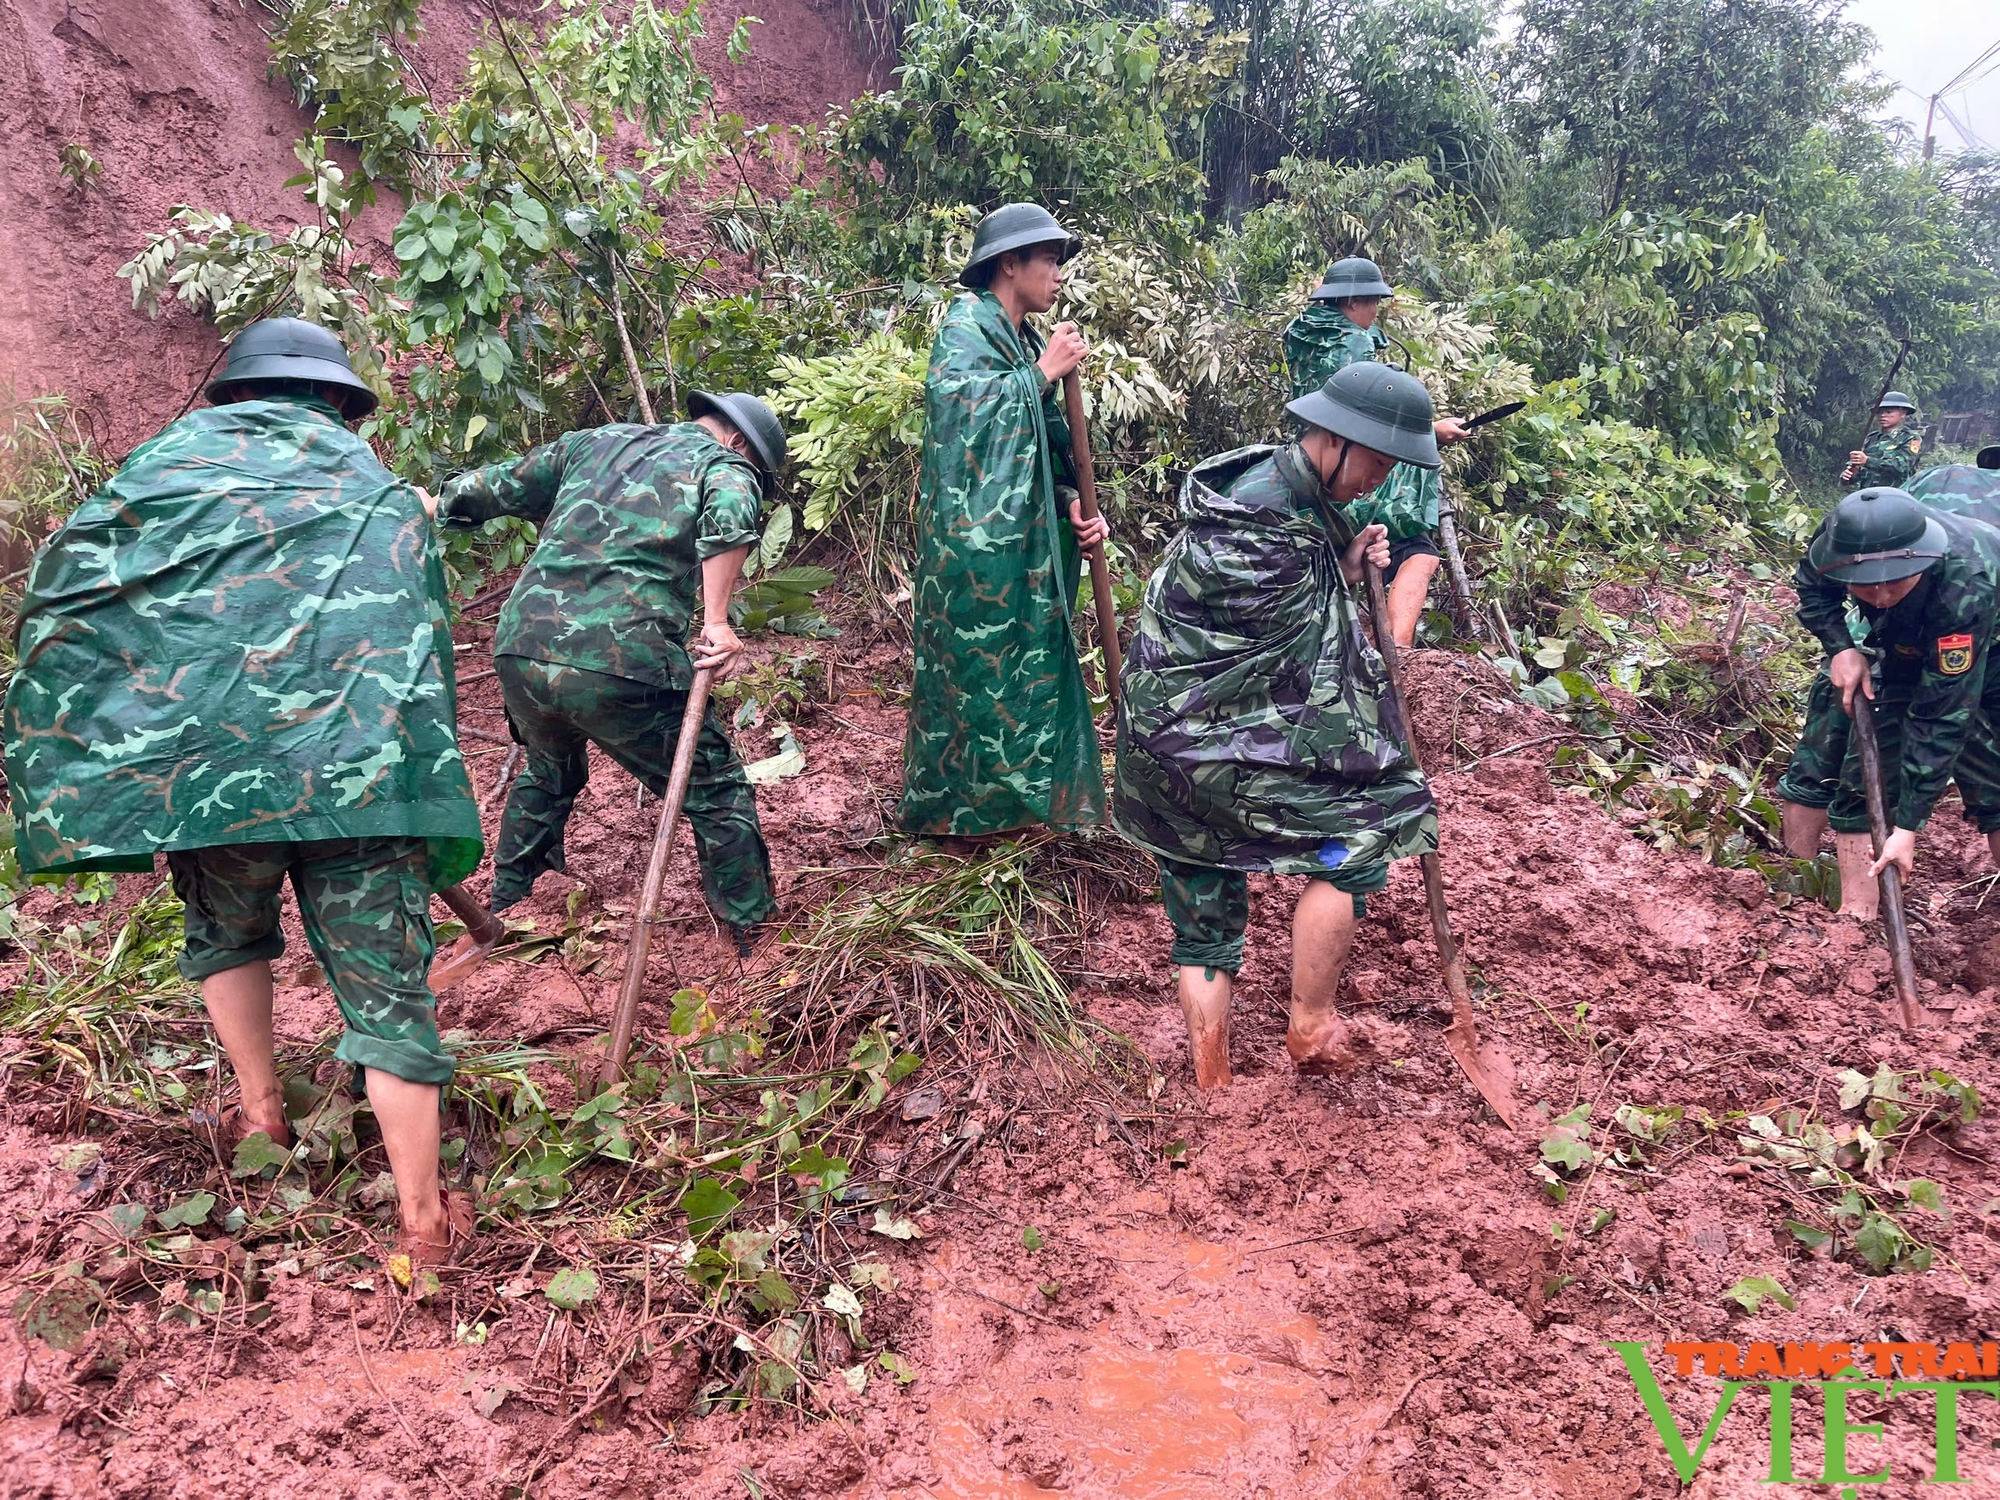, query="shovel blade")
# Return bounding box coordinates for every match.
[428,931,501,993]
[1441,960,1522,1131]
